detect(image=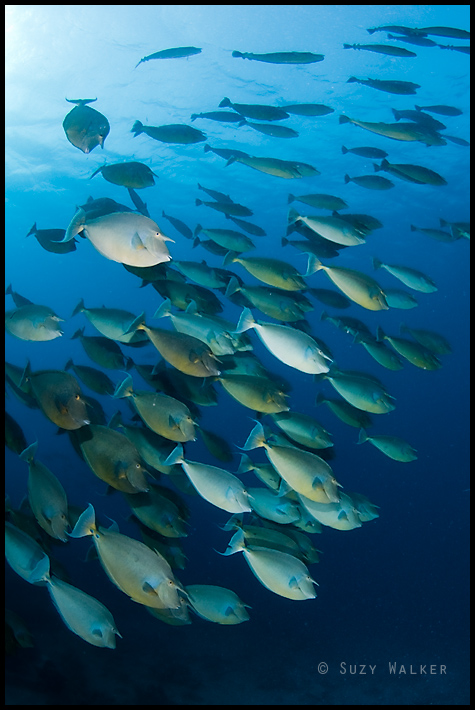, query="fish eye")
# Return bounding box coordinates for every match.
[135,463,141,469]
[75,394,80,400]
